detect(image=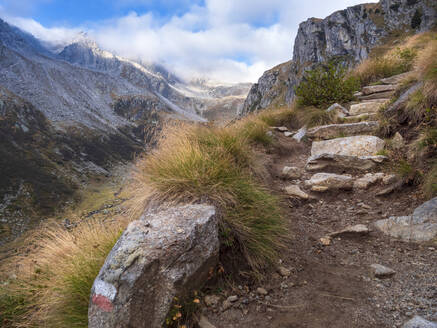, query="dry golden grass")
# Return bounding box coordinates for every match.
[135,120,287,272]
[0,218,126,328]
